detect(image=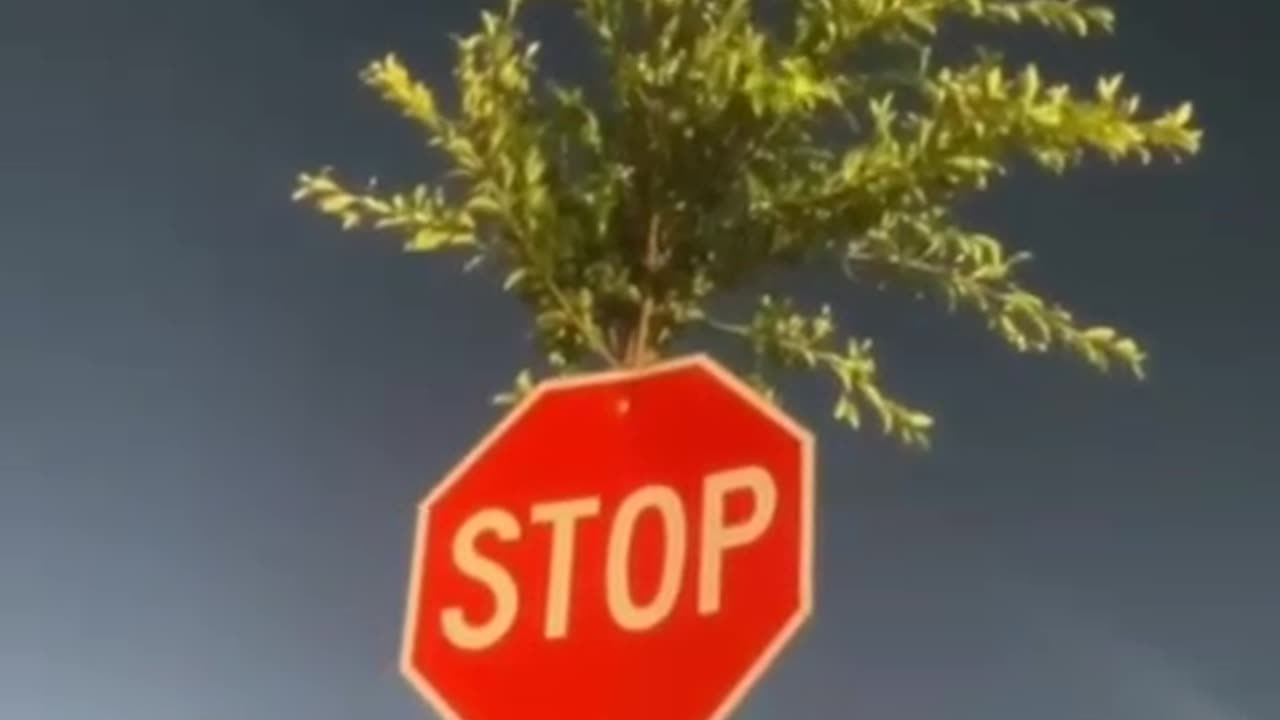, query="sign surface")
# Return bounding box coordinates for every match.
[401,355,815,720]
